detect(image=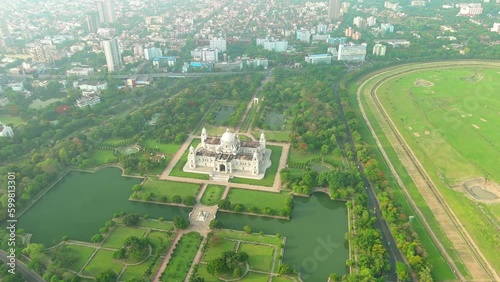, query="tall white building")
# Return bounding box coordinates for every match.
[210,38,227,52]
[328,0,341,21]
[372,44,387,56]
[257,39,288,52]
[102,38,122,72]
[381,23,395,33]
[367,17,377,27]
[97,0,115,23]
[491,23,500,33]
[86,12,100,33]
[353,17,367,29]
